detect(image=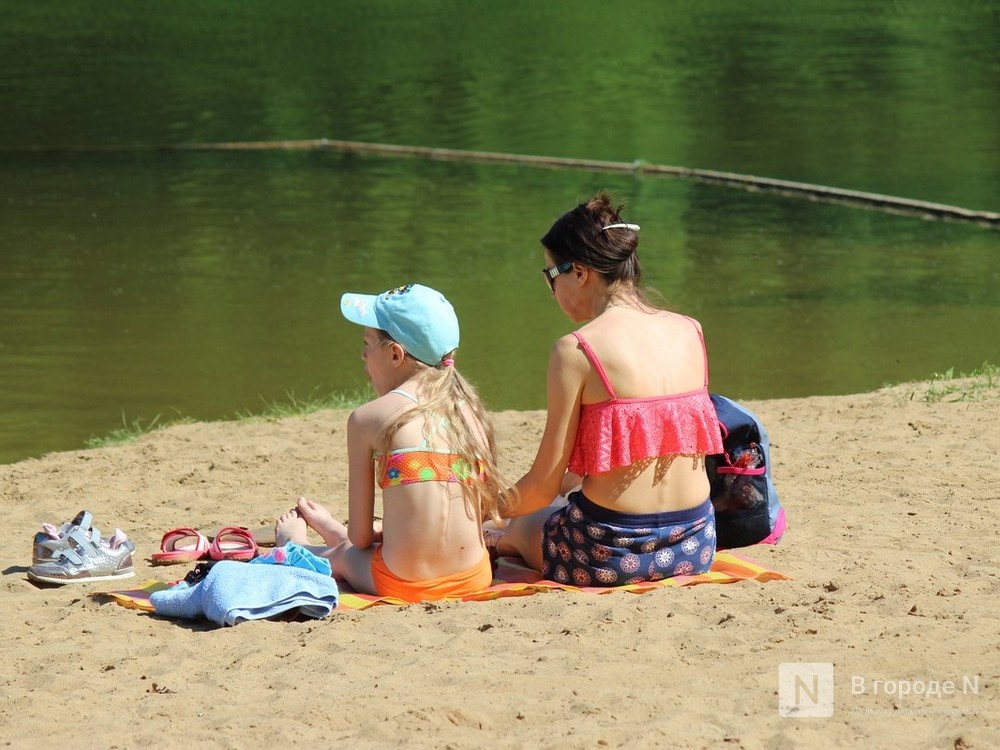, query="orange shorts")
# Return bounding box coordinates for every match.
[370,546,492,603]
